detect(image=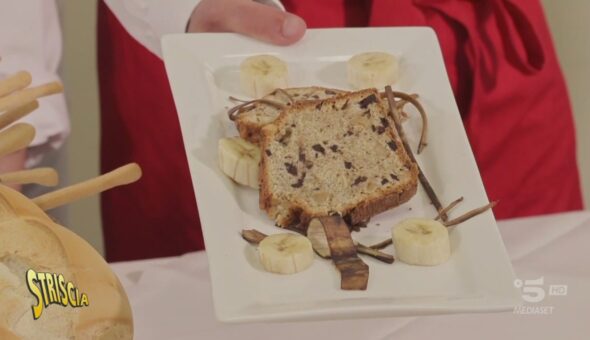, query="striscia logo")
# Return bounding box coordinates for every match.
[26,269,89,320]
